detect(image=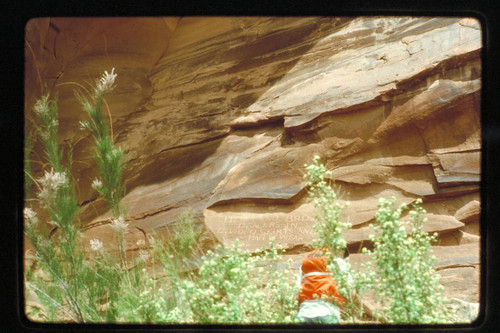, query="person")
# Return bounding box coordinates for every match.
[296,248,349,324]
